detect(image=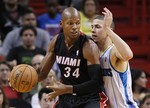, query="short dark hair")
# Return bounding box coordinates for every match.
[20,25,37,37]
[140,94,150,107]
[94,15,115,30]
[38,87,53,101]
[22,9,36,18]
[0,61,12,70]
[131,68,145,81]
